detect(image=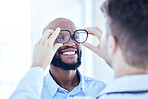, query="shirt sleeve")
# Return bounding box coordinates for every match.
[9,67,44,99]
